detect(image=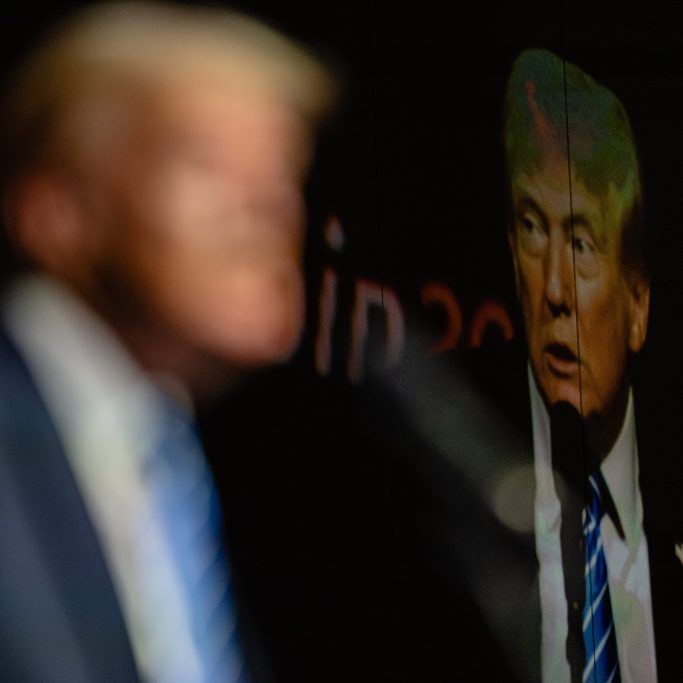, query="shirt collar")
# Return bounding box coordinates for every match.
[528,364,640,543]
[1,273,169,461]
